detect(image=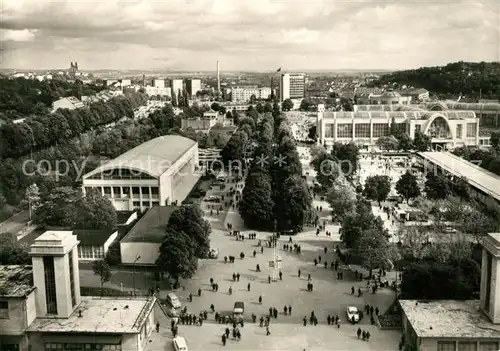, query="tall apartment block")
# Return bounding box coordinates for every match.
[186,79,201,97]
[171,79,184,95]
[279,73,305,102]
